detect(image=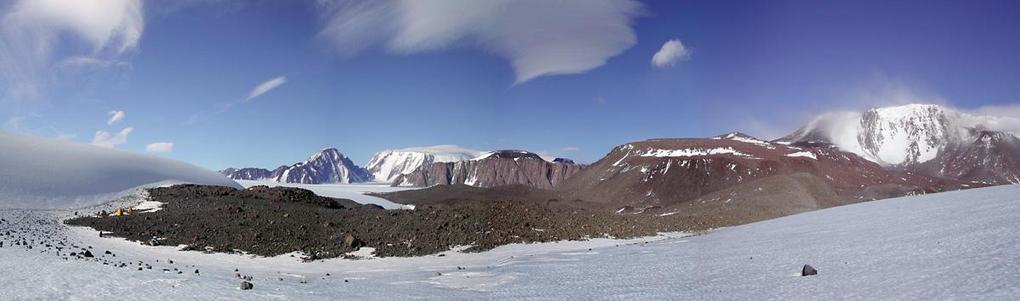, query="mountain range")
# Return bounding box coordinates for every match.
[221,104,1019,212]
[221,148,370,184]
